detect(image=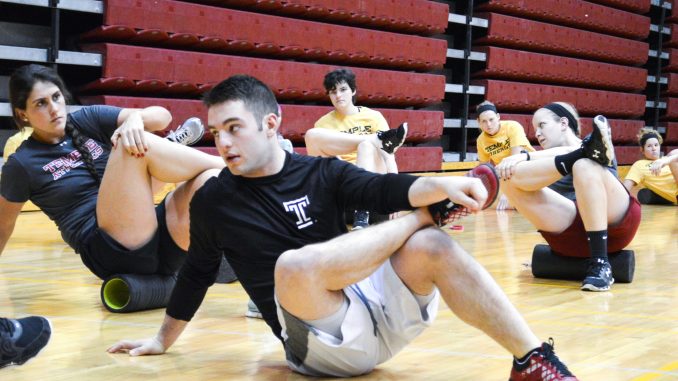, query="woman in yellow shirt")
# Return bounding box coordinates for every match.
[475,101,535,209]
[623,128,678,205]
